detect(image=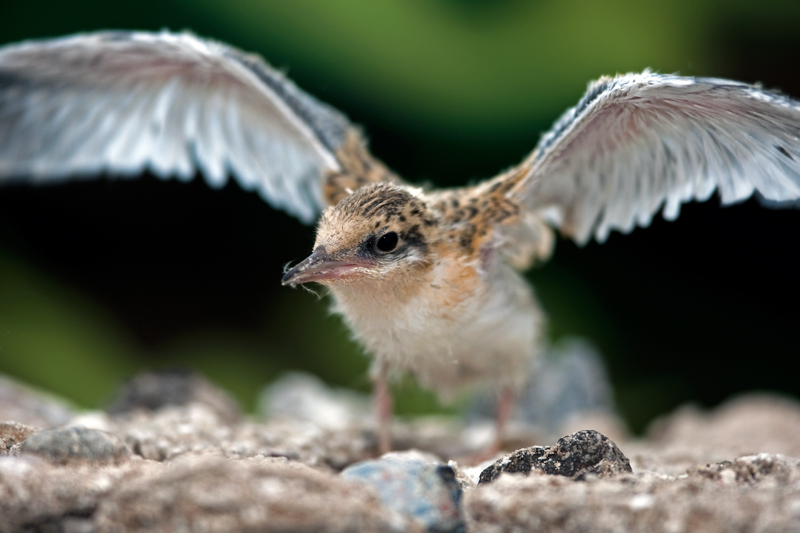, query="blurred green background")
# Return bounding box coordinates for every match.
[1,0,799,432]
